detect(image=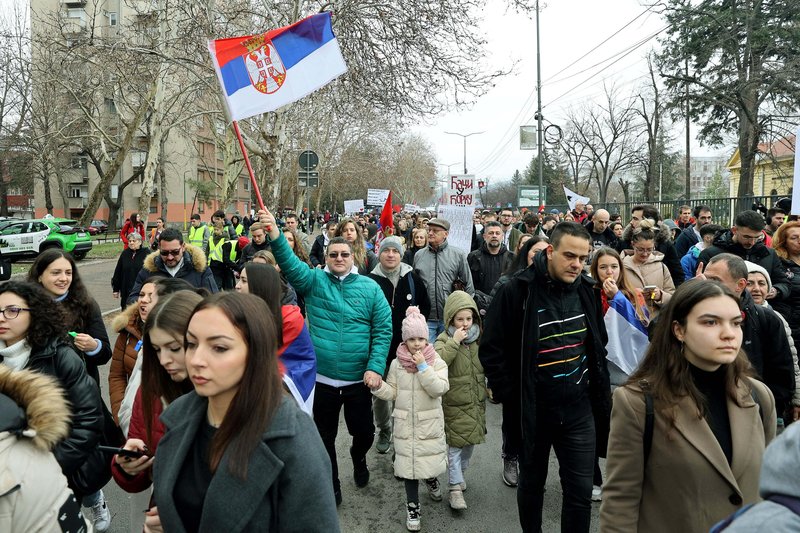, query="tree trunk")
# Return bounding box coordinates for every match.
[137,75,166,227]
